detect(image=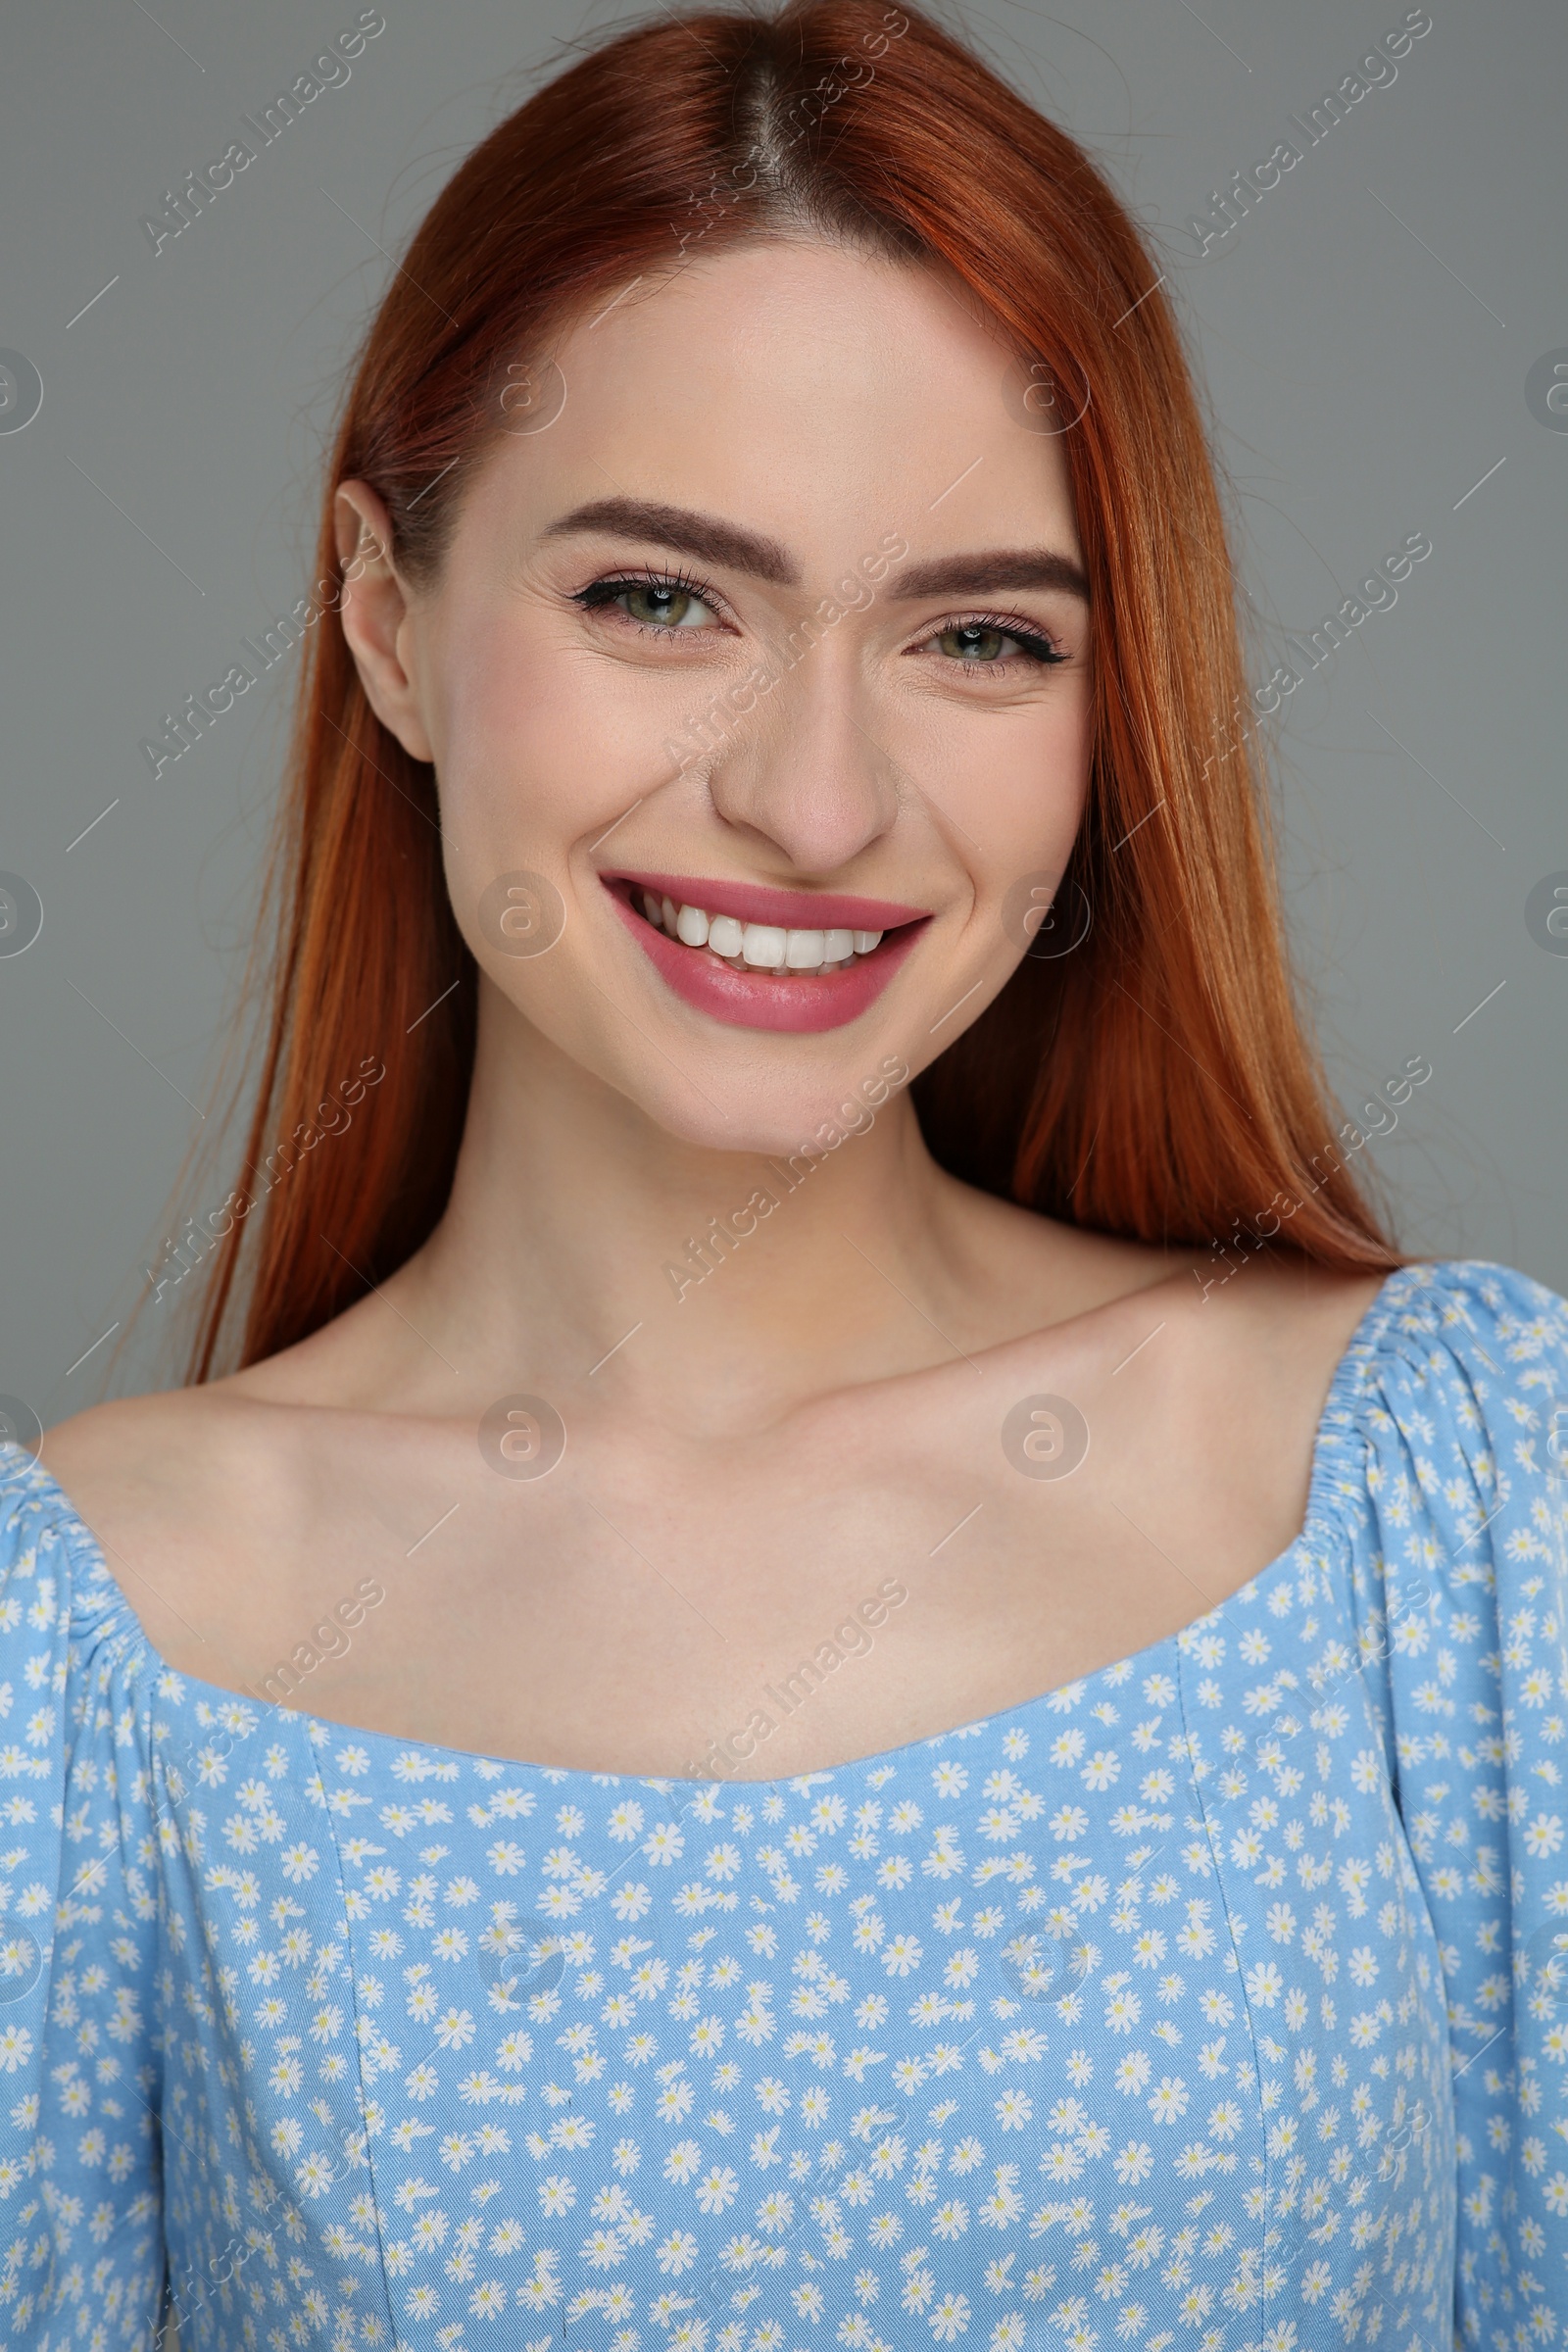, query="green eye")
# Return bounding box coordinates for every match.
[619,582,708,627]
[938,623,1010,662]
[928,618,1066,667]
[575,571,722,631]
